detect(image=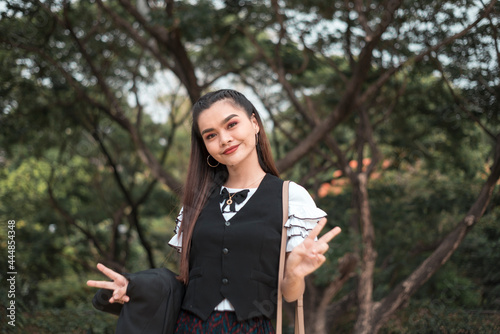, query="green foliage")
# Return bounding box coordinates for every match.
[381,306,500,334]
[0,304,117,334]
[453,206,500,309]
[316,116,498,330]
[1,0,499,332]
